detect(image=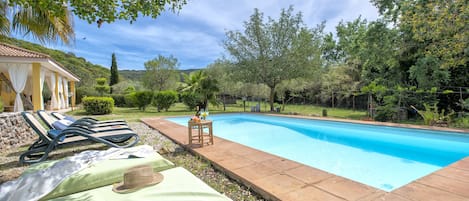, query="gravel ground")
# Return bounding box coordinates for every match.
[0,122,265,201]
